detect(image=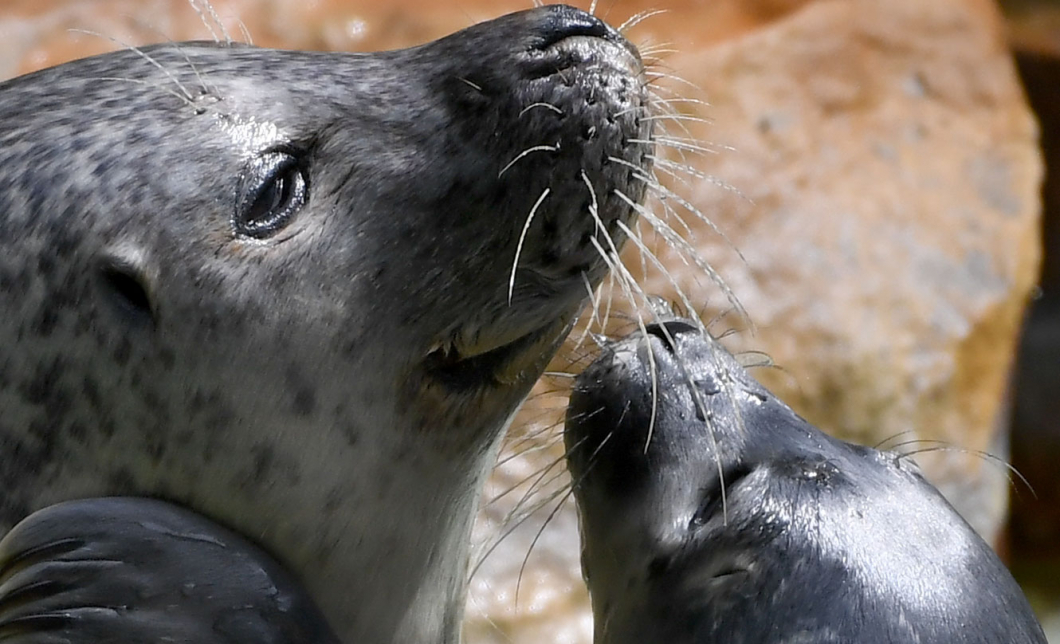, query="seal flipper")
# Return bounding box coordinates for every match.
[0,498,340,644]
